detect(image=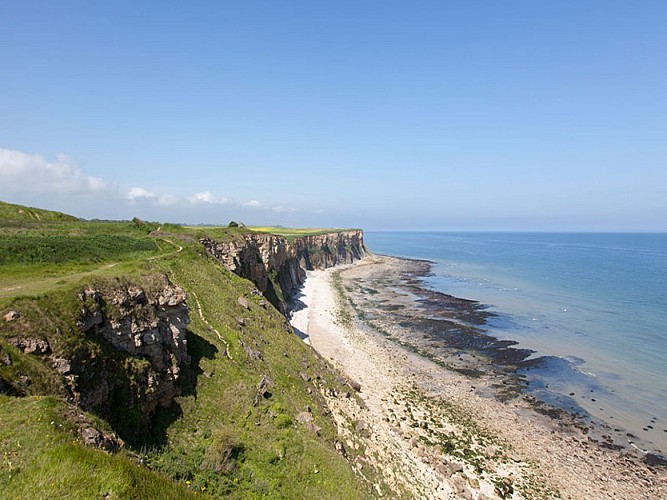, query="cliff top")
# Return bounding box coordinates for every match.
[0,200,79,222]
[248,226,361,241]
